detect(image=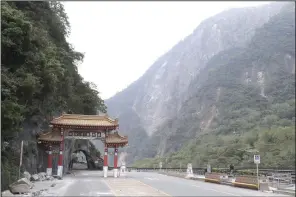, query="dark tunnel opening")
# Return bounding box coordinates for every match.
[69,149,103,171]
